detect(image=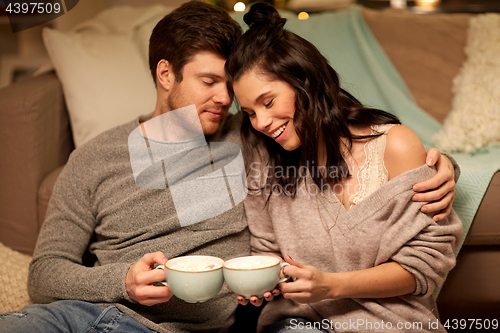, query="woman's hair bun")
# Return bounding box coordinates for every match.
[244,2,287,29]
